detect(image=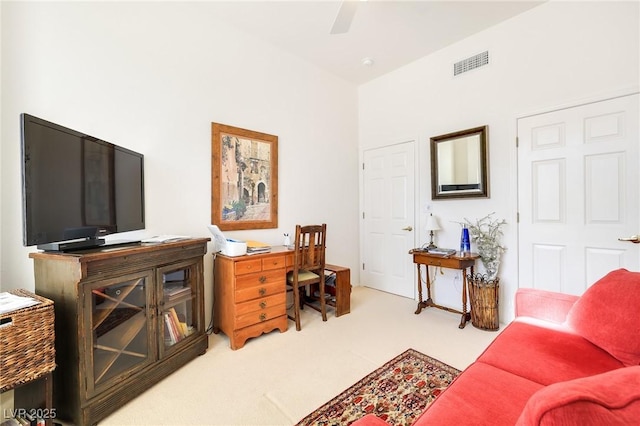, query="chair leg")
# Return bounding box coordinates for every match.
[319,277,327,322]
[292,284,302,331]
